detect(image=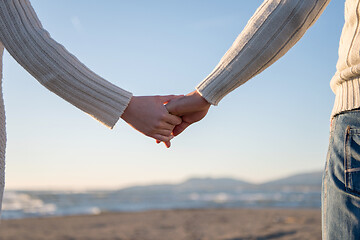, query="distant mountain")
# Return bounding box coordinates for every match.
[177,177,252,192]
[118,171,322,194]
[119,177,252,194]
[260,171,323,187]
